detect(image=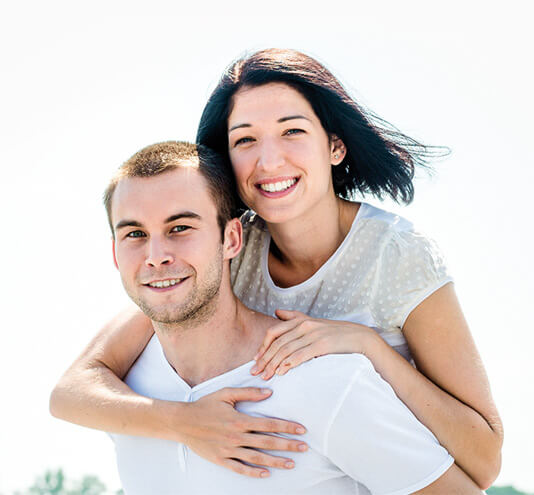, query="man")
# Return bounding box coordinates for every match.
[106,141,481,494]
